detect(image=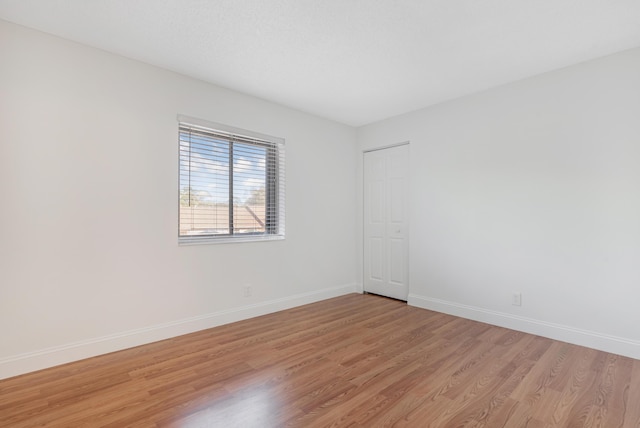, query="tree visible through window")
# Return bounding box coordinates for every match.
[178,118,285,242]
